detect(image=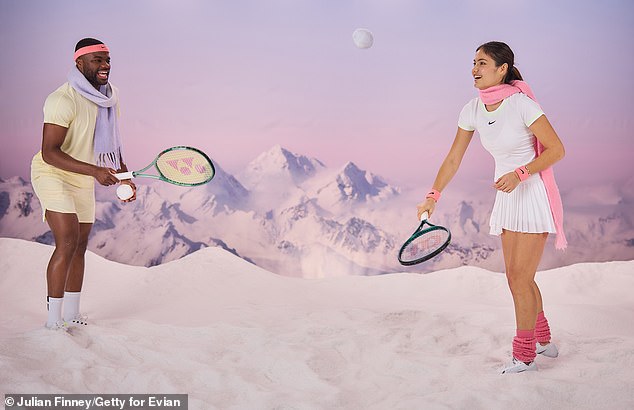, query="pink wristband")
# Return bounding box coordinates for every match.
[425,189,441,202]
[514,166,530,182]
